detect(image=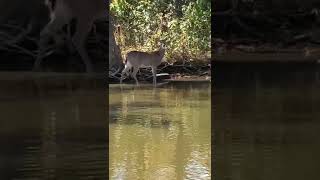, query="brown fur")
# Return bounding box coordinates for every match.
[34,0,106,72]
[120,44,166,85]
